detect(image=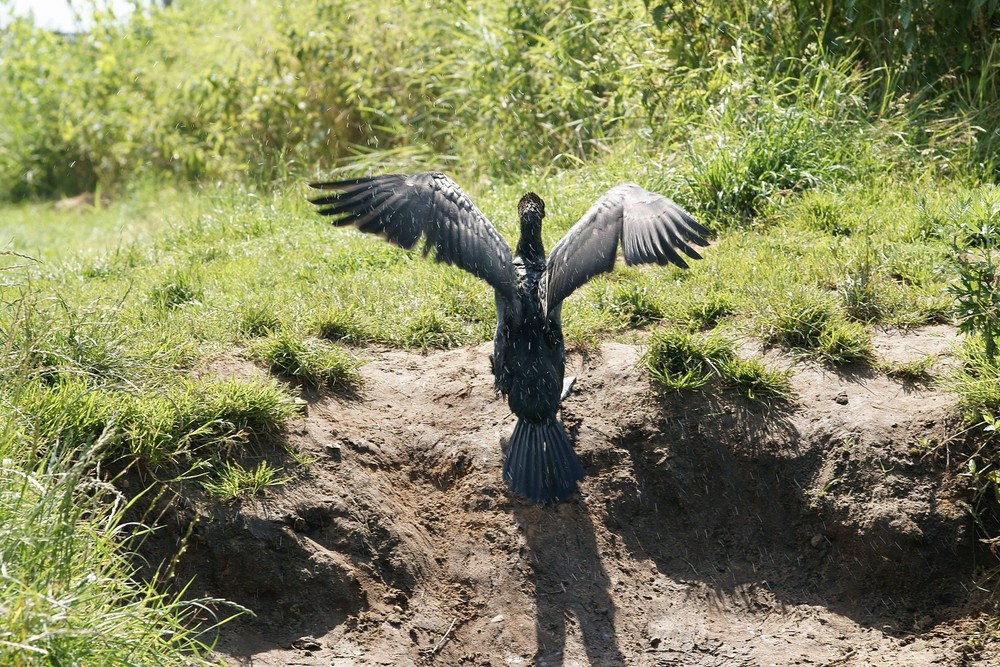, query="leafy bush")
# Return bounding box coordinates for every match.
[684,41,883,222]
[951,238,1000,360]
[949,186,1000,359]
[2,0,994,200]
